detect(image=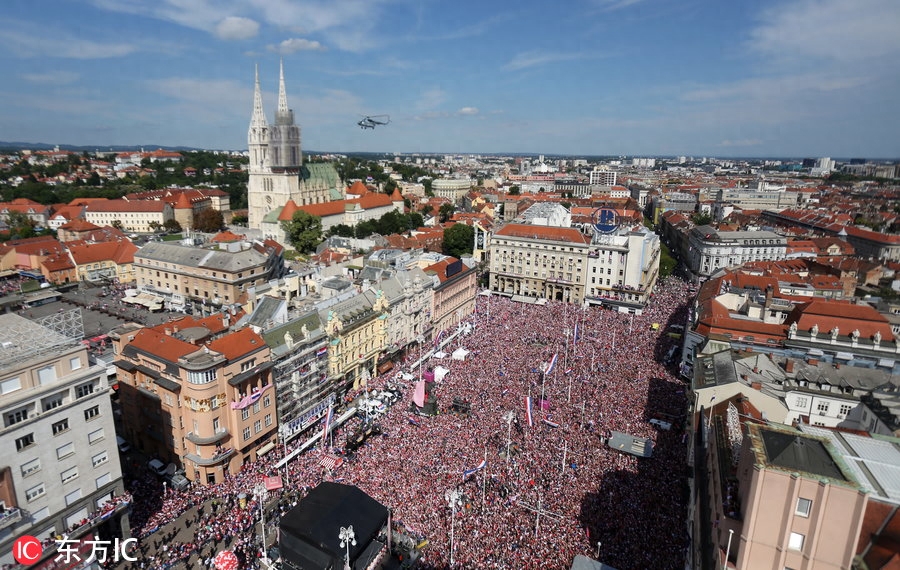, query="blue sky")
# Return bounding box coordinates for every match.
[1,0,898,158]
